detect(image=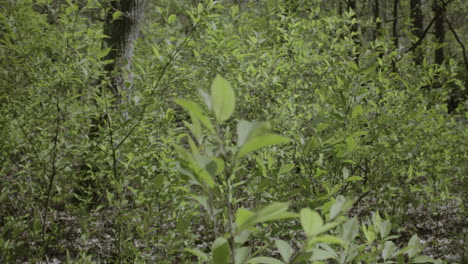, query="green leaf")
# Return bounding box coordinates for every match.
[300,208,323,237]
[238,133,290,158]
[235,207,255,228]
[351,104,363,118]
[248,257,284,264]
[254,202,296,223]
[362,224,376,244]
[112,11,123,20]
[310,248,337,261]
[168,14,176,24]
[308,235,345,247]
[279,163,295,175]
[329,195,346,220]
[237,120,271,147]
[175,98,214,133]
[346,136,357,152]
[345,176,363,182]
[382,241,396,261]
[185,248,209,261]
[275,239,293,262]
[197,3,204,13]
[379,220,392,239]
[211,74,235,122]
[407,235,422,259]
[235,247,250,264]
[213,237,231,264]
